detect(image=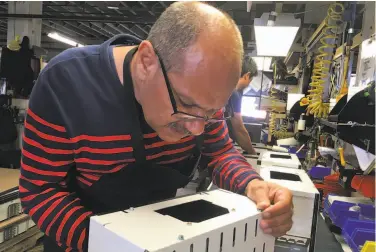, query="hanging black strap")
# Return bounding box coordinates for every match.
[122,47,147,167]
